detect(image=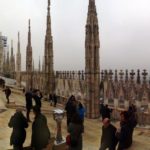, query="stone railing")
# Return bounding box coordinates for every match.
[55,70,85,80]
